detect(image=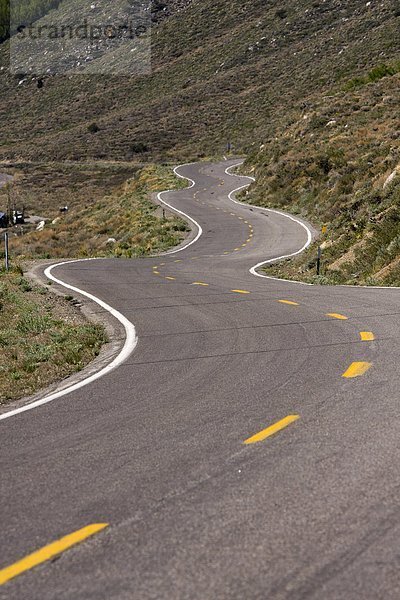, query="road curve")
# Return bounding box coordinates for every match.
[1,160,400,599]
